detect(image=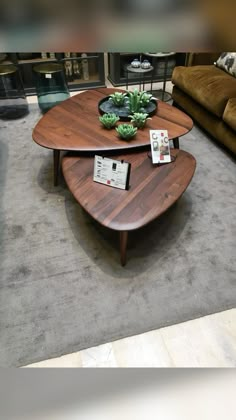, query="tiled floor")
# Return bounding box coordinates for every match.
[25,309,236,367]
[25,82,236,368]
